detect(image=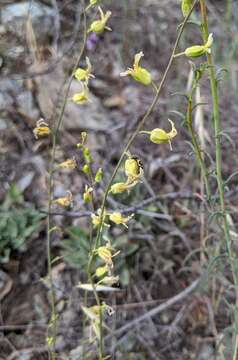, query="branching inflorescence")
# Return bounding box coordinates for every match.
[32,0,237,358]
